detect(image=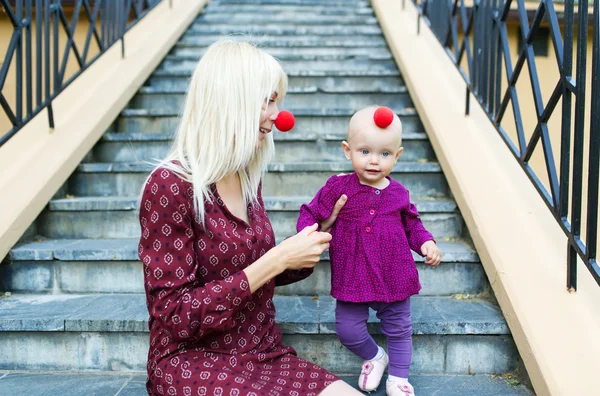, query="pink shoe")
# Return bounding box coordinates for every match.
[358,350,389,392]
[386,379,415,396]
